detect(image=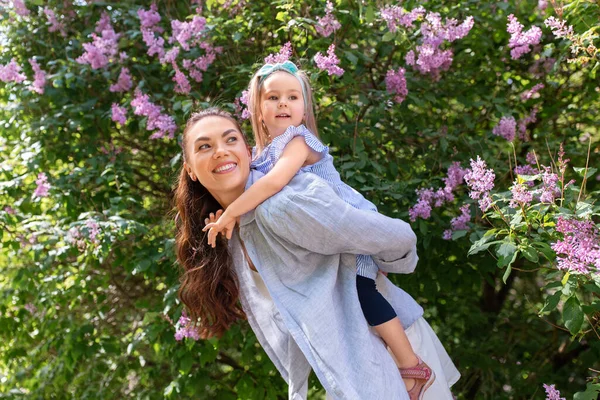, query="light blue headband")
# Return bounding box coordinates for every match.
[256,61,308,108]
